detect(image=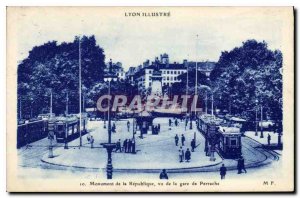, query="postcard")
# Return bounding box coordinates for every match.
[6,6,294,192]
